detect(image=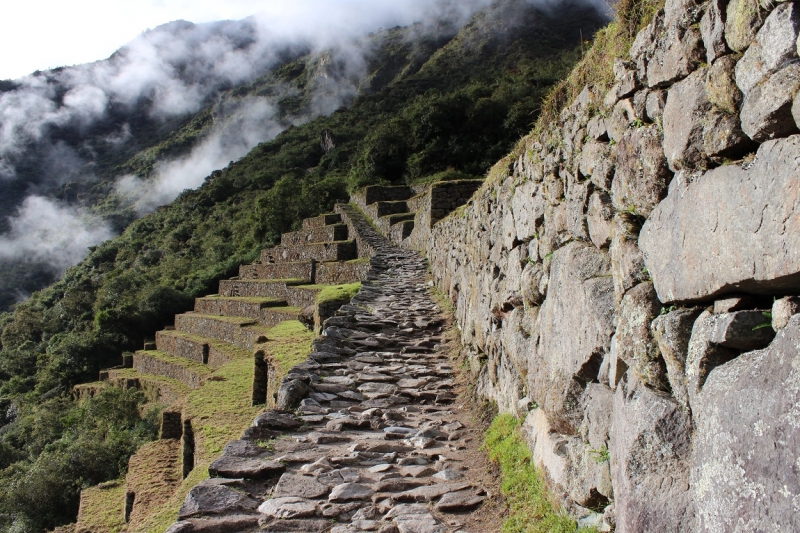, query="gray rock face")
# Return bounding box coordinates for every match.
[610,376,695,533]
[258,497,318,519]
[580,141,615,190]
[610,213,647,304]
[692,316,800,532]
[586,191,613,249]
[179,482,259,519]
[740,62,800,142]
[533,242,615,432]
[640,135,800,303]
[253,410,302,430]
[685,310,741,407]
[701,0,730,62]
[651,307,703,408]
[772,296,800,330]
[663,68,751,169]
[725,0,766,52]
[612,124,671,216]
[708,310,776,350]
[706,55,742,115]
[735,2,800,96]
[615,283,667,391]
[208,456,286,479]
